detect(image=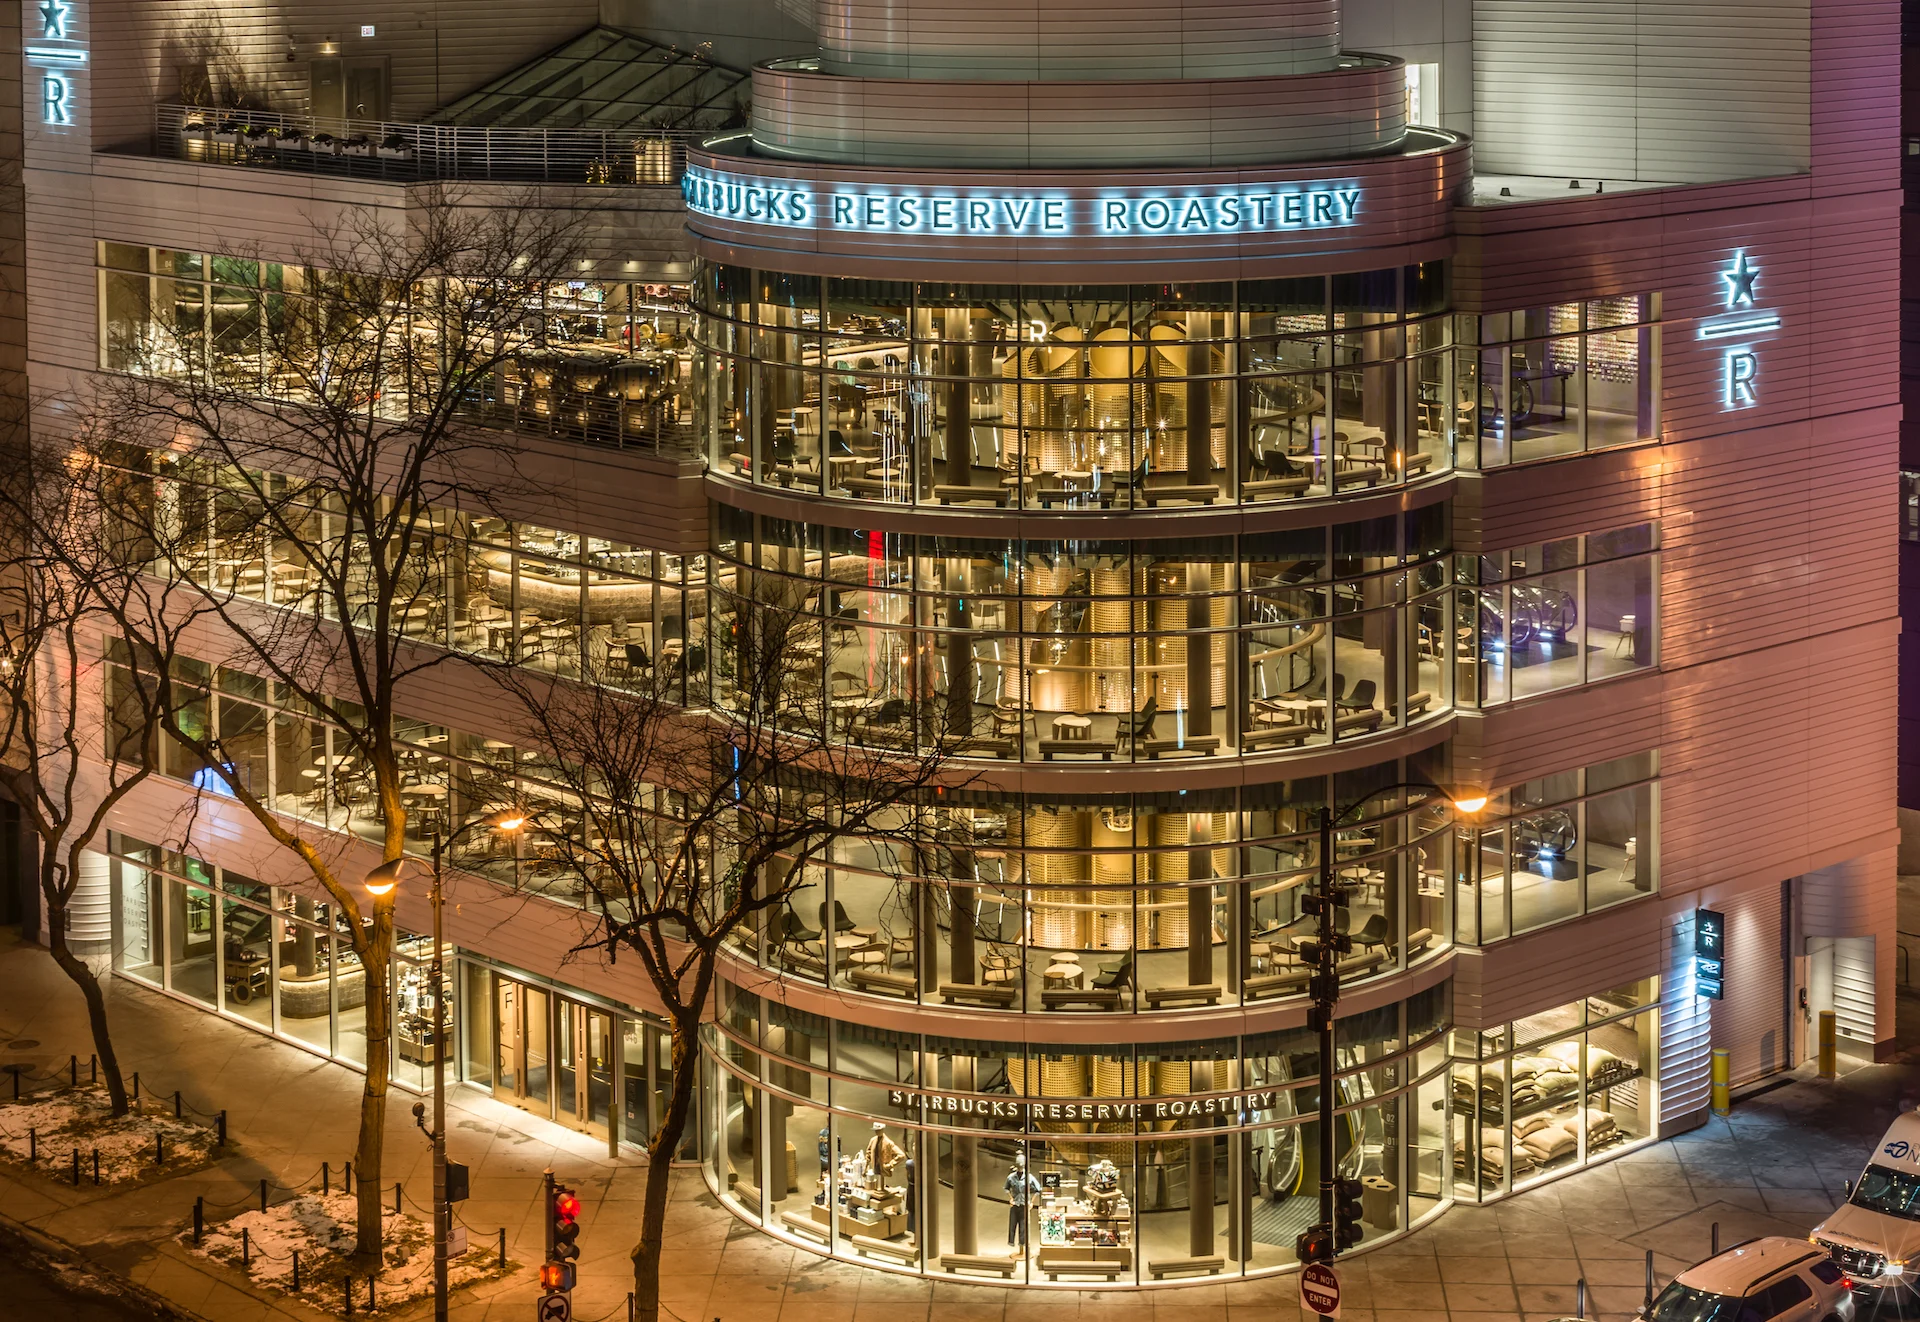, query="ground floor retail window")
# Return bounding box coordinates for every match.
[1448,979,1657,1196]
[705,984,1451,1284]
